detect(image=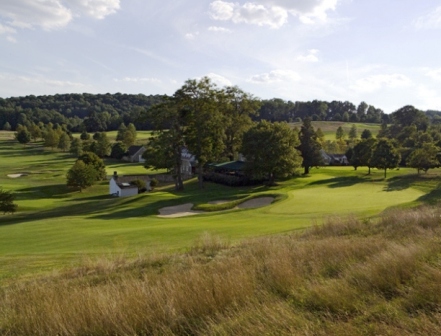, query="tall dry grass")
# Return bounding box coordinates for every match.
[2,206,441,335]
